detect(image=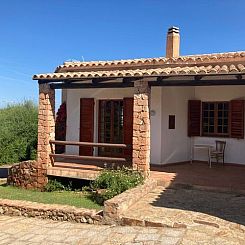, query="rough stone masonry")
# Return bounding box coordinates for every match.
[36,83,56,188]
[132,80,151,177]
